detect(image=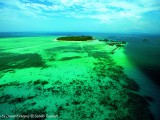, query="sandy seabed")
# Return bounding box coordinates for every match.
[0,36,154,120]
